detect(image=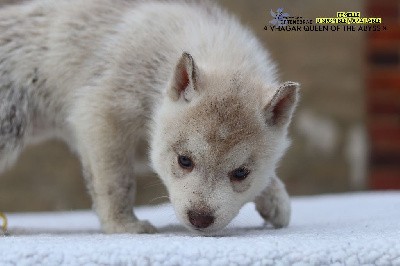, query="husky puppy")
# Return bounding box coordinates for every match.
[0,0,299,234]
